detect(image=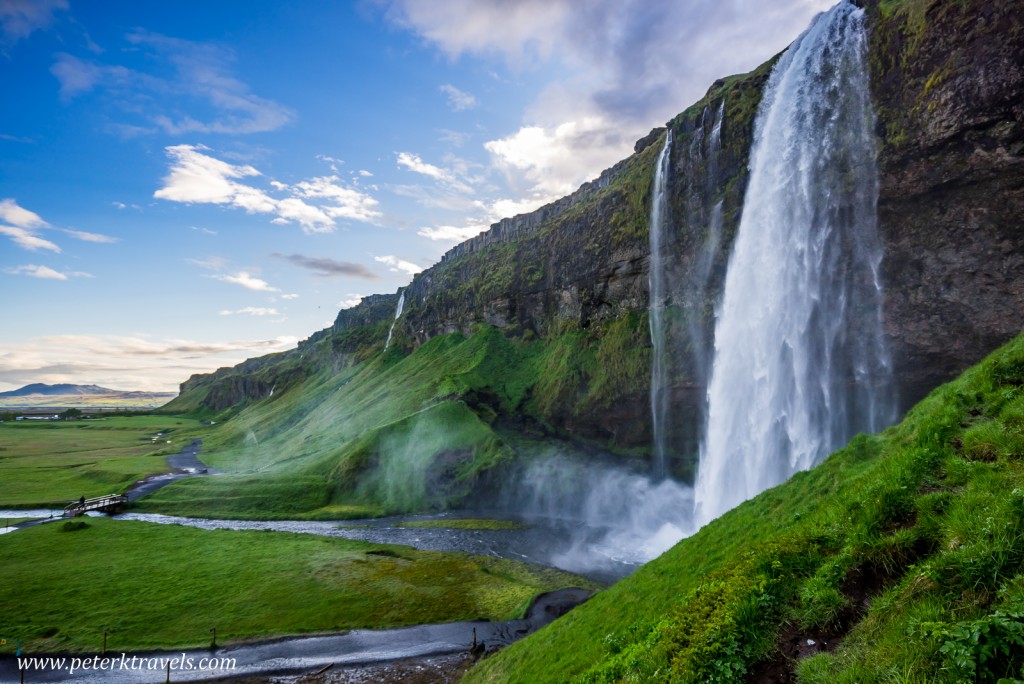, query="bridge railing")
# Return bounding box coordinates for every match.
[63,494,129,516]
